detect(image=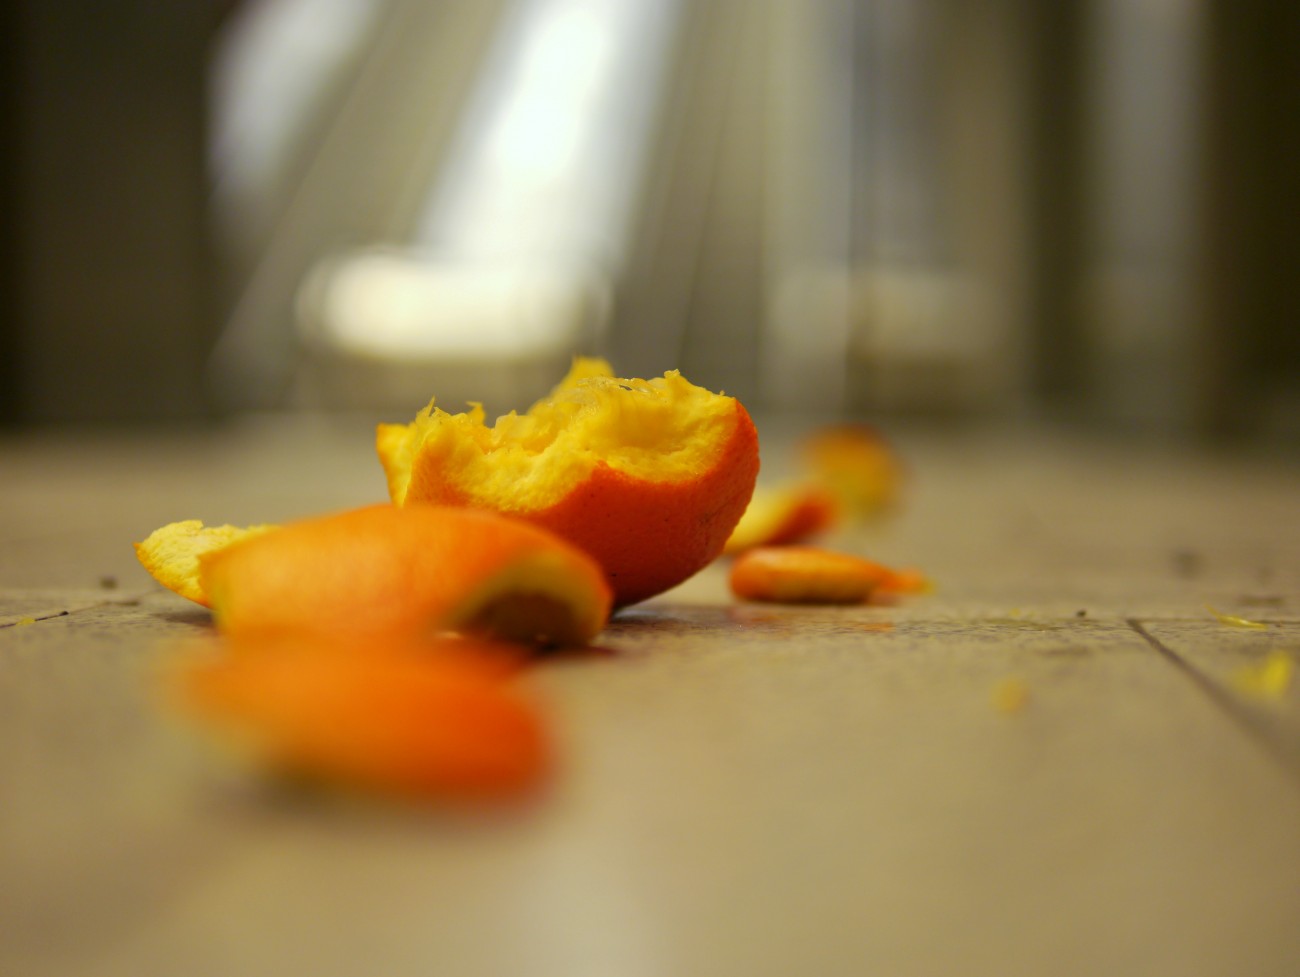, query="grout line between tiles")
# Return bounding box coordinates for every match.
[0,592,150,629]
[1127,617,1300,788]
[0,609,70,629]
